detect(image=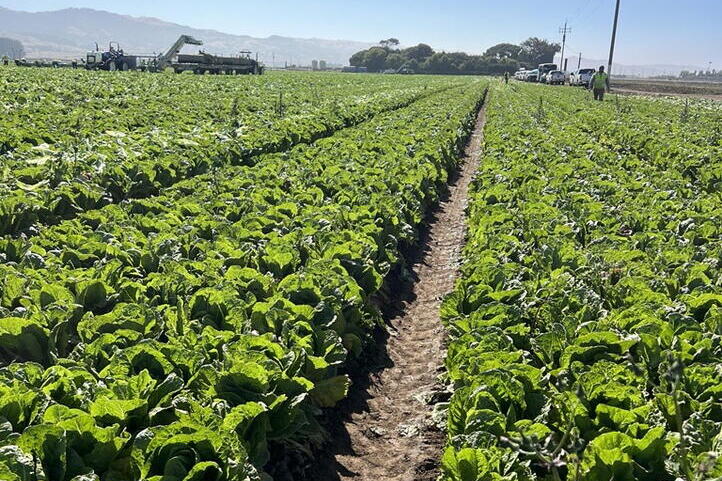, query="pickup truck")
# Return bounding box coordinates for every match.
[547,70,566,85]
[571,68,596,86]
